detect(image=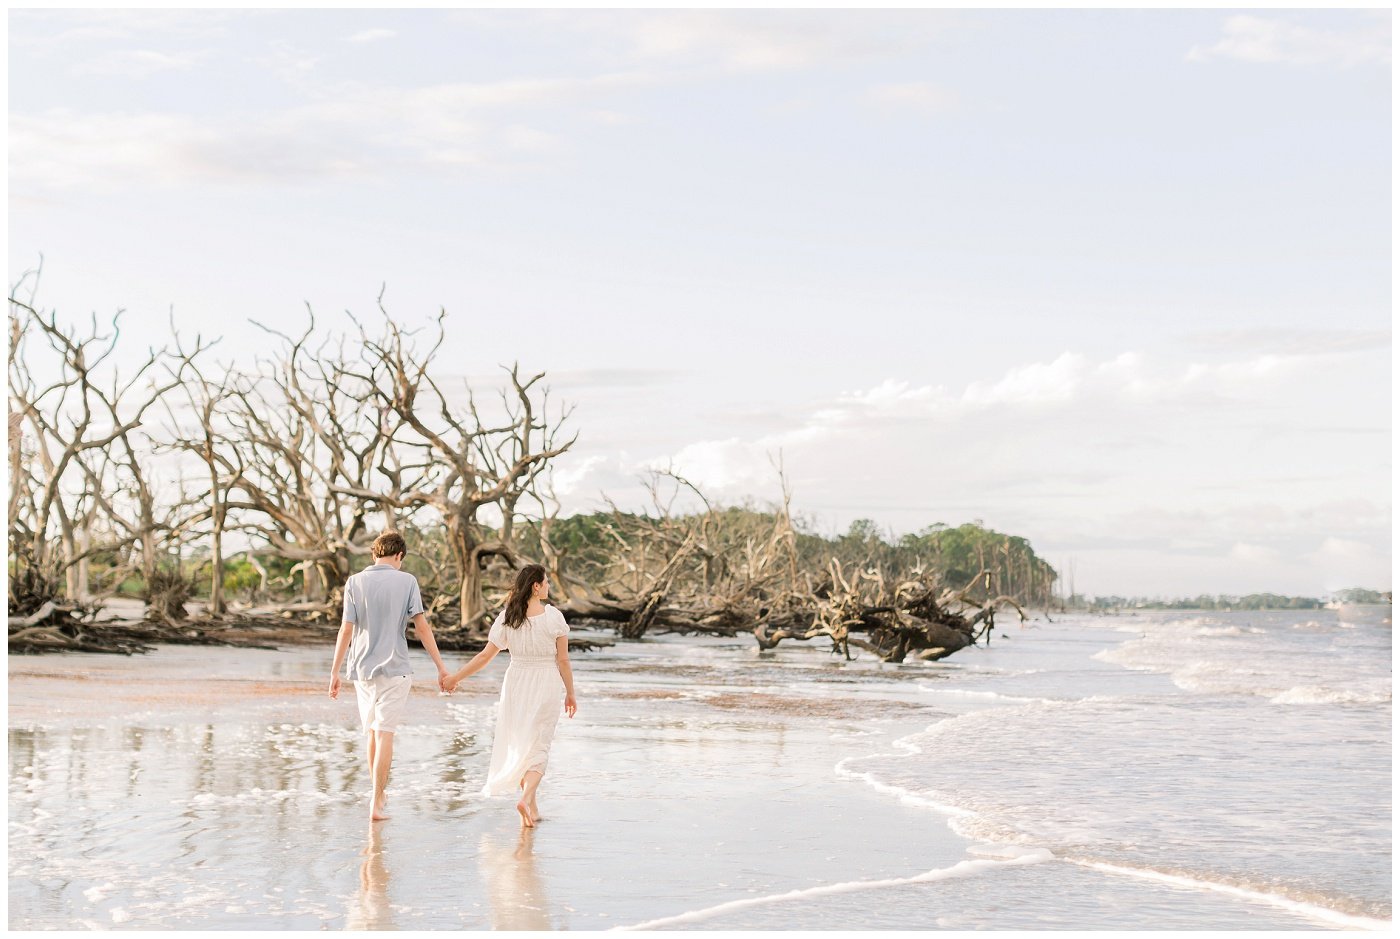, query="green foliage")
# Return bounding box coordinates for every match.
[1083,593,1326,611]
[1331,587,1389,604]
